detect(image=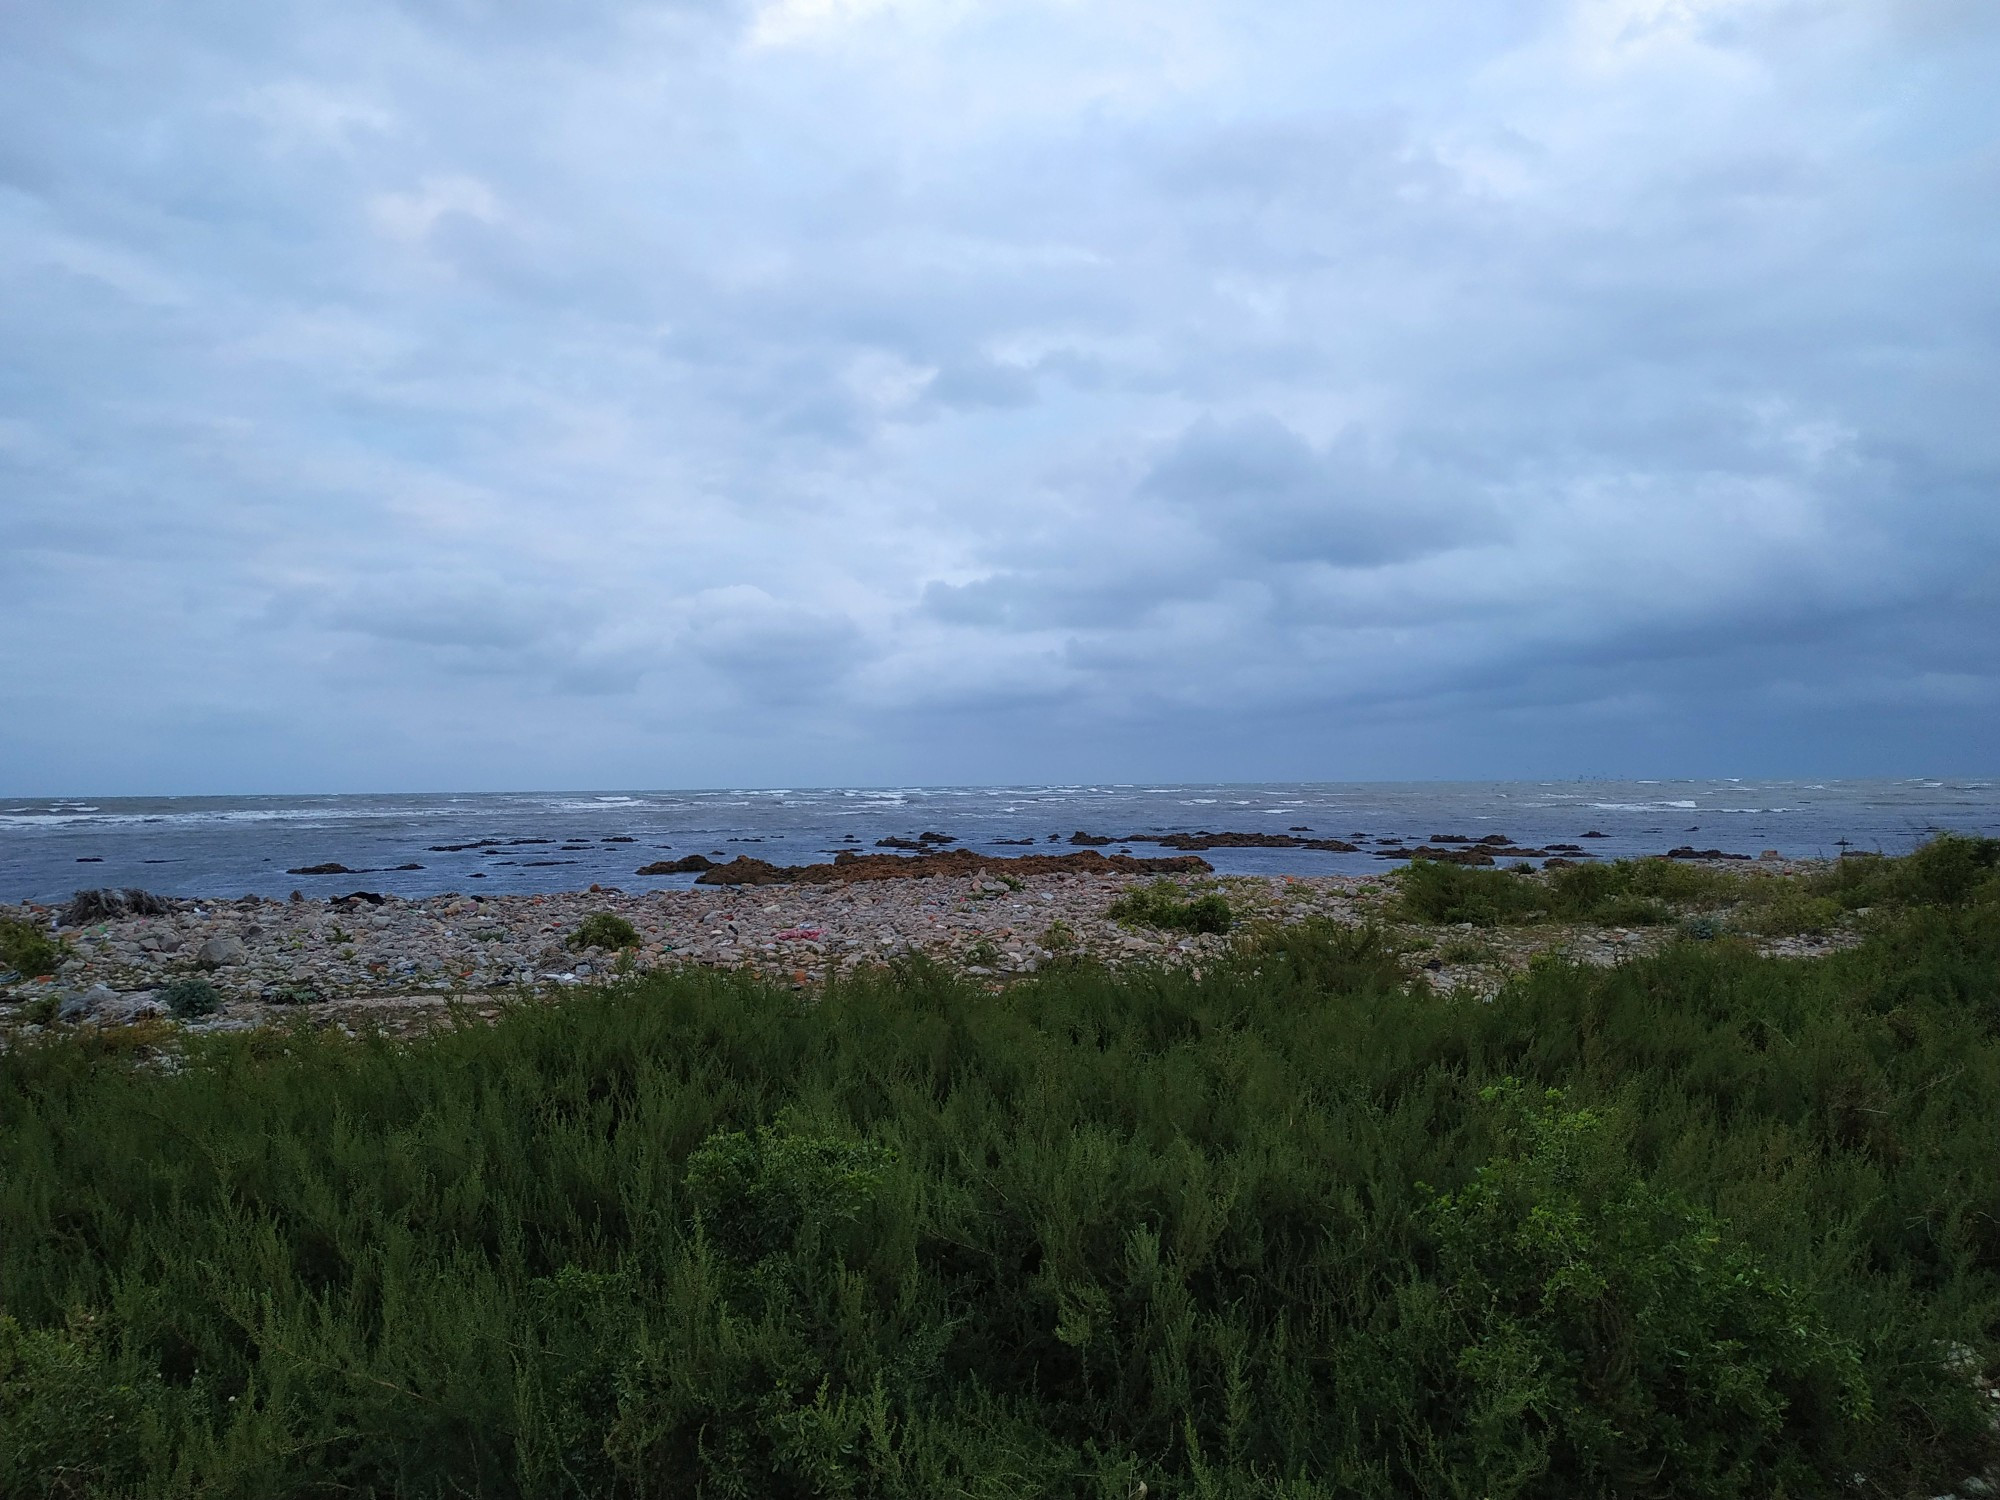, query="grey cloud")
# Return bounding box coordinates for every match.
[1141,415,1501,568]
[682,588,867,704]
